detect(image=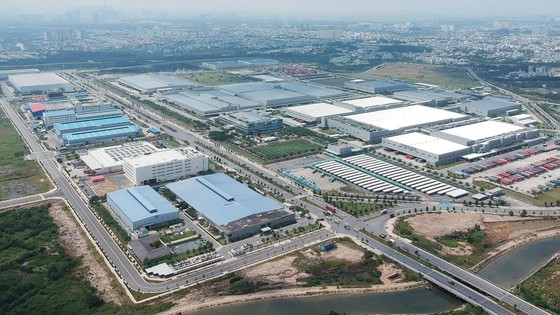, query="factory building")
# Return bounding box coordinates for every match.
[28,103,46,119]
[54,116,132,136]
[8,72,74,93]
[392,90,452,106]
[323,105,468,142]
[123,148,209,186]
[0,68,39,80]
[460,98,522,117]
[43,103,121,127]
[218,111,283,134]
[107,186,180,231]
[338,96,404,112]
[167,173,296,242]
[80,141,159,174]
[283,102,354,123]
[344,80,409,94]
[382,132,472,165]
[432,121,541,153]
[164,88,261,117]
[117,74,196,94]
[61,125,141,147]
